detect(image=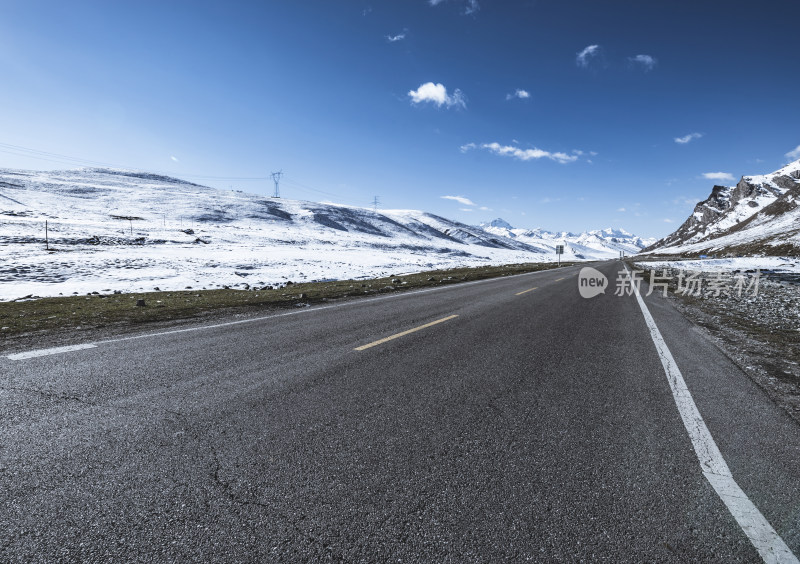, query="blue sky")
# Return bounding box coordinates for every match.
[1,0,799,238]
